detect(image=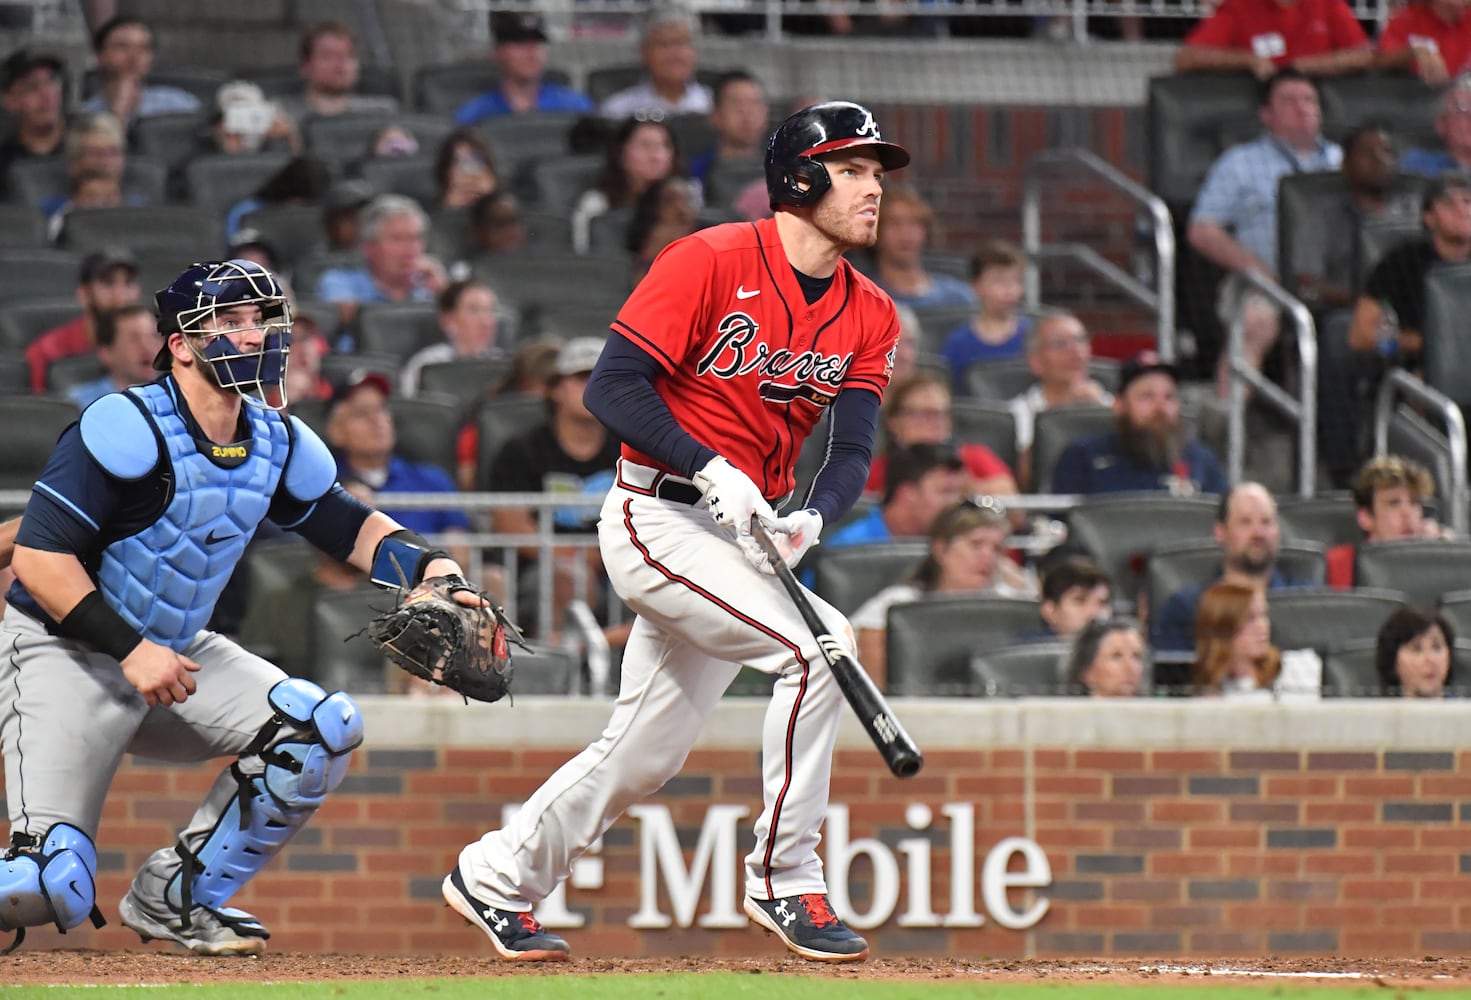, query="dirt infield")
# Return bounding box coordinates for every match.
[7,952,1471,988]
